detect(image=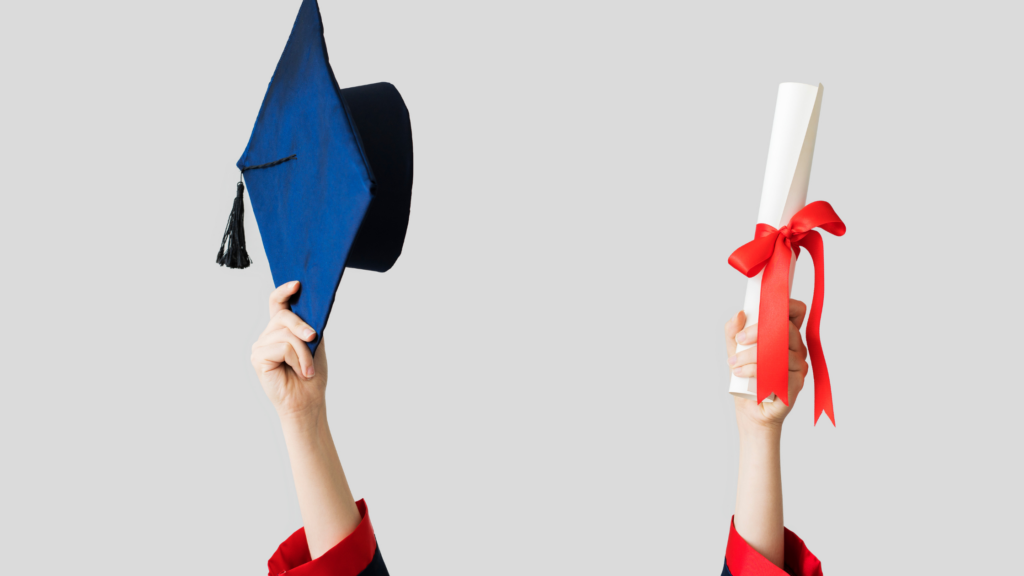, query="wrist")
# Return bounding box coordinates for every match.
[279,404,328,440]
[738,423,782,446]
[276,393,325,423]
